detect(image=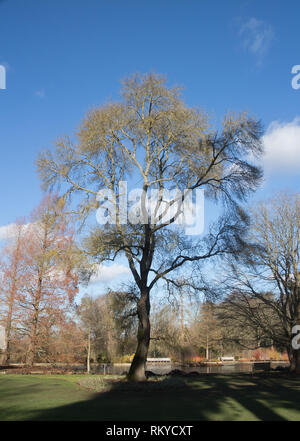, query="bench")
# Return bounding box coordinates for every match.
[220,356,235,362]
